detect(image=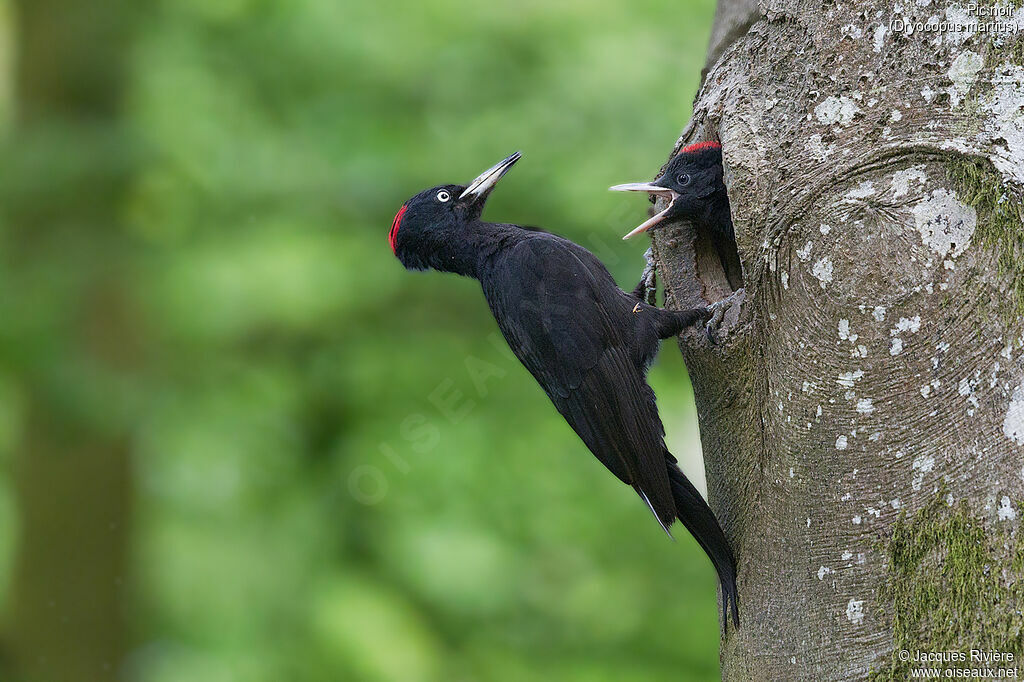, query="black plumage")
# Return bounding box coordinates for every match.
[611,141,742,290]
[390,152,739,628]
